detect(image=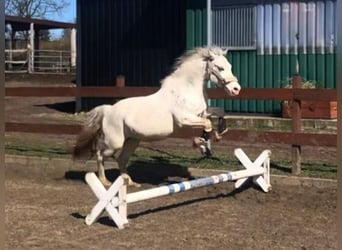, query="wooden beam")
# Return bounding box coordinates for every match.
[5,123,336,147]
[5,87,337,101]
